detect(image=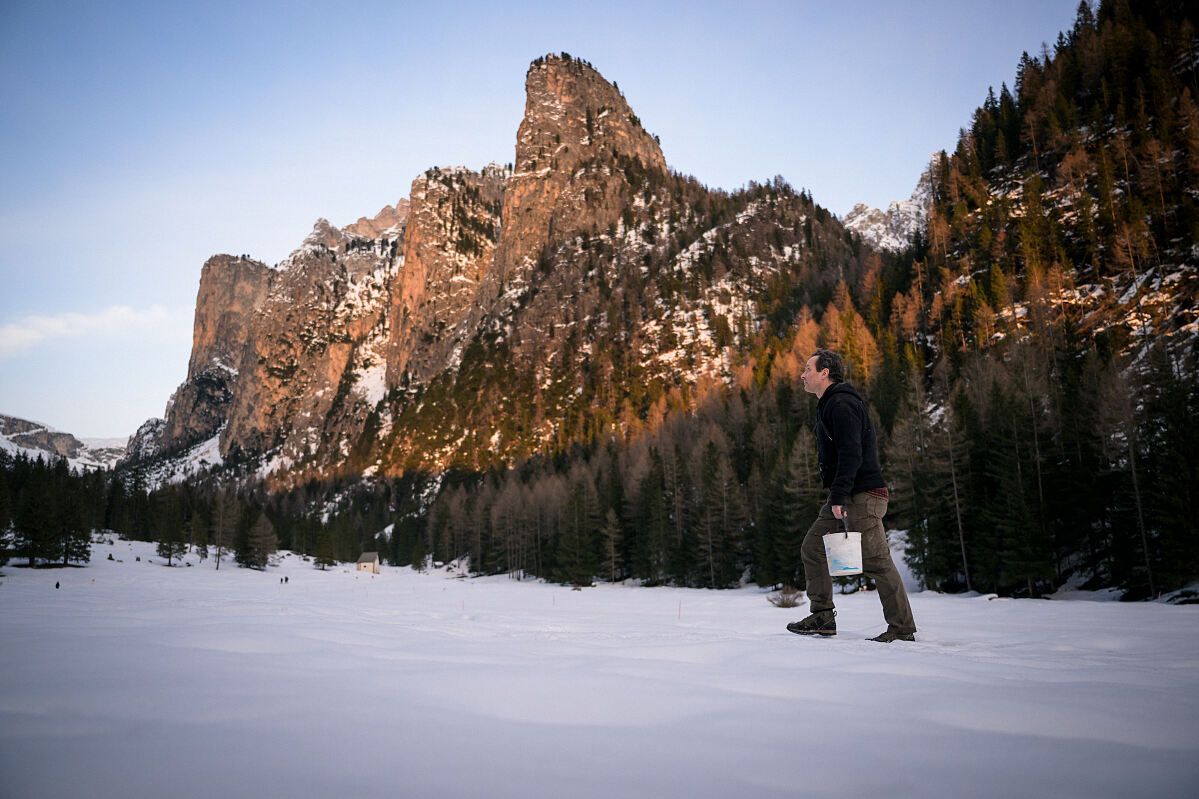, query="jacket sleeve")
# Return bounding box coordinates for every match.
[826,398,864,506]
